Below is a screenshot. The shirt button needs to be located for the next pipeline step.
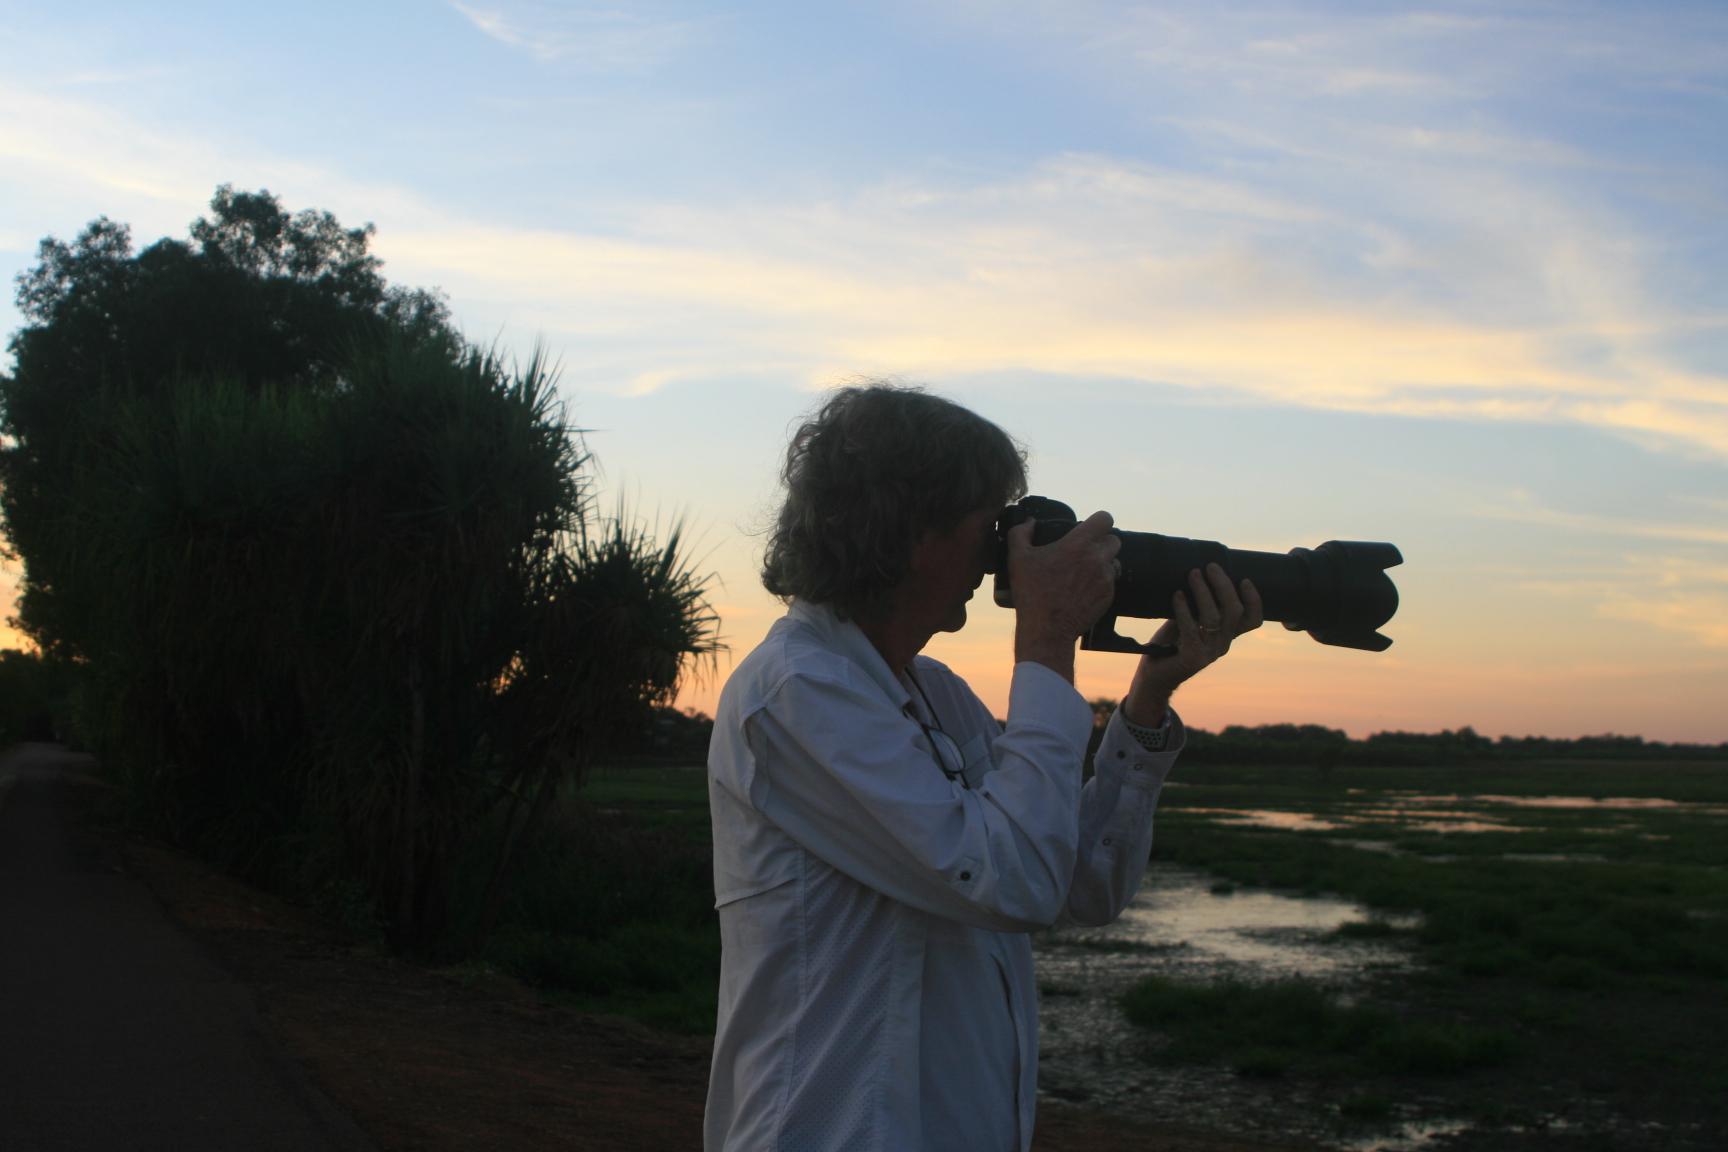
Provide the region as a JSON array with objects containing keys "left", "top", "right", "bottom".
[
  {"left": 959, "top": 871, "right": 971, "bottom": 881},
  {"left": 1116, "top": 750, "right": 1126, "bottom": 759},
  {"left": 1102, "top": 837, "right": 1113, "bottom": 846},
  {"left": 1132, "top": 765, "right": 1142, "bottom": 771}
]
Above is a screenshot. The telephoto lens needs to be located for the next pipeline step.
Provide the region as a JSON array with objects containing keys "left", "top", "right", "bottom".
[{"left": 991, "top": 497, "right": 1403, "bottom": 658}]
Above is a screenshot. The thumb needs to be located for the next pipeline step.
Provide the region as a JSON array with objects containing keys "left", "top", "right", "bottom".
[{"left": 1068, "top": 510, "right": 1115, "bottom": 543}]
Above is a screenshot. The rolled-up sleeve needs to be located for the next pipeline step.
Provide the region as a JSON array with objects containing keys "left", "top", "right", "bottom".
[
  {"left": 1058, "top": 706, "right": 1185, "bottom": 928},
  {"left": 749, "top": 661, "right": 1094, "bottom": 933}
]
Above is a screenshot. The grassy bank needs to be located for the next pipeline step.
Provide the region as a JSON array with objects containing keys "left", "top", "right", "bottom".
[{"left": 451, "top": 764, "right": 719, "bottom": 1033}]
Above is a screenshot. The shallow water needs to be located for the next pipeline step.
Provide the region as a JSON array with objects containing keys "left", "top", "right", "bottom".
[
  {"left": 1044, "top": 864, "right": 1407, "bottom": 979},
  {"left": 1383, "top": 792, "right": 1728, "bottom": 812},
  {"left": 1181, "top": 808, "right": 1354, "bottom": 832},
  {"left": 1172, "top": 793, "right": 1728, "bottom": 840},
  {"left": 1031, "top": 788, "right": 1726, "bottom": 1148},
  {"left": 1179, "top": 805, "right": 1537, "bottom": 836},
  {"left": 1032, "top": 864, "right": 1424, "bottom": 1146}
]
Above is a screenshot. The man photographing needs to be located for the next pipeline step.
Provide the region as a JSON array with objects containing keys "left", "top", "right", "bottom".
[{"left": 705, "top": 384, "right": 1263, "bottom": 1152}]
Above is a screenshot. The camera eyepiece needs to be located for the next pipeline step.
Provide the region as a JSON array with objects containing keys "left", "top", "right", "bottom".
[{"left": 992, "top": 497, "right": 1402, "bottom": 657}]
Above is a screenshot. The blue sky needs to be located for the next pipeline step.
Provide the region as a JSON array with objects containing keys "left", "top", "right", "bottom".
[{"left": 3, "top": 0, "right": 1725, "bottom": 738}]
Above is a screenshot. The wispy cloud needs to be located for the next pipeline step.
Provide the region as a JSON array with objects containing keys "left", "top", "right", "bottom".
[
  {"left": 0, "top": 81, "right": 212, "bottom": 207},
  {"left": 448, "top": 1, "right": 704, "bottom": 68},
  {"left": 953, "top": 0, "right": 1728, "bottom": 104},
  {"left": 373, "top": 147, "right": 1728, "bottom": 457},
  {"left": 0, "top": 78, "right": 453, "bottom": 249},
  {"left": 6, "top": 68, "right": 1725, "bottom": 457},
  {"left": 1472, "top": 492, "right": 1728, "bottom": 546},
  {"left": 1594, "top": 556, "right": 1728, "bottom": 648},
  {"left": 1516, "top": 554, "right": 1728, "bottom": 649}
]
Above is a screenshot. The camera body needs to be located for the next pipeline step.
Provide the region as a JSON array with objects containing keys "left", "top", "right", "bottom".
[{"left": 991, "top": 497, "right": 1403, "bottom": 657}]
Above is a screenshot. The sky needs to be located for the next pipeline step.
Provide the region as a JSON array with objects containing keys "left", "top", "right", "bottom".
[{"left": 2, "top": 0, "right": 1725, "bottom": 741}]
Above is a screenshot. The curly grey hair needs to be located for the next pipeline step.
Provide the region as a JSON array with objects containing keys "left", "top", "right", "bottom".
[{"left": 762, "top": 383, "right": 1028, "bottom": 620}]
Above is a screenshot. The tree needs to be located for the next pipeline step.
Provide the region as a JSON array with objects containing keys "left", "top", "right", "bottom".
[
  {"left": 2, "top": 189, "right": 718, "bottom": 950},
  {"left": 3, "top": 186, "right": 452, "bottom": 656}
]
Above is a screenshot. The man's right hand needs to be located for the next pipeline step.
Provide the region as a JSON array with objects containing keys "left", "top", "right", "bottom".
[{"left": 1006, "top": 510, "right": 1120, "bottom": 682}]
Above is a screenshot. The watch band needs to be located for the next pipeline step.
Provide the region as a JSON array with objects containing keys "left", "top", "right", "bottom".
[{"left": 1121, "top": 711, "right": 1171, "bottom": 752}]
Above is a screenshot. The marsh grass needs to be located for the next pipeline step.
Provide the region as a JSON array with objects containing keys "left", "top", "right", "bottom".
[
  {"left": 474, "top": 747, "right": 1728, "bottom": 1143},
  {"left": 1155, "top": 761, "right": 1728, "bottom": 988},
  {"left": 1328, "top": 918, "right": 1401, "bottom": 940},
  {"left": 1121, "top": 974, "right": 1516, "bottom": 1077}
]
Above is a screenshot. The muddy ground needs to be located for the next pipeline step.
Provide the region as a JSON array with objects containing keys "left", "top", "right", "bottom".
[{"left": 106, "top": 821, "right": 1321, "bottom": 1152}]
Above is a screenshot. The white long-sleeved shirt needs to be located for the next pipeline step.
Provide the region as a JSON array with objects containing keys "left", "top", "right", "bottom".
[{"left": 704, "top": 599, "right": 1183, "bottom": 1152}]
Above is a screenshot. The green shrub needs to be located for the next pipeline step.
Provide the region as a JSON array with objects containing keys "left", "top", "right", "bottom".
[
  {"left": 1540, "top": 956, "right": 1612, "bottom": 991},
  {"left": 1121, "top": 974, "right": 1515, "bottom": 1077},
  {"left": 452, "top": 800, "right": 722, "bottom": 1034},
  {"left": 1366, "top": 1021, "right": 1515, "bottom": 1074},
  {"left": 1339, "top": 1092, "right": 1391, "bottom": 1120},
  {"left": 1232, "top": 1047, "right": 1290, "bottom": 1077}
]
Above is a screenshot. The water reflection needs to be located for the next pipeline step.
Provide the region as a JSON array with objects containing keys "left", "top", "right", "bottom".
[
  {"left": 1357, "top": 807, "right": 1516, "bottom": 821},
  {"left": 1034, "top": 864, "right": 1418, "bottom": 1145},
  {"left": 1170, "top": 788, "right": 1728, "bottom": 839},
  {"left": 1180, "top": 808, "right": 1351, "bottom": 831},
  {"left": 1041, "top": 863, "right": 1410, "bottom": 979},
  {"left": 1385, "top": 793, "right": 1726, "bottom": 811},
  {"left": 1346, "top": 1118, "right": 1474, "bottom": 1152},
  {"left": 1177, "top": 805, "right": 1536, "bottom": 835}
]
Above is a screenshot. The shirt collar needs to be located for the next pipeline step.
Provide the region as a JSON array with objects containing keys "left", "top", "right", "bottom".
[{"left": 786, "top": 599, "right": 913, "bottom": 712}]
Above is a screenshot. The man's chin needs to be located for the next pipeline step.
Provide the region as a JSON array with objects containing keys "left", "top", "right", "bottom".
[{"left": 939, "top": 607, "right": 968, "bottom": 634}]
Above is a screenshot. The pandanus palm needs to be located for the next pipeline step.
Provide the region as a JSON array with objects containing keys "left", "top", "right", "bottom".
[
  {"left": 4, "top": 189, "right": 719, "bottom": 950},
  {"left": 49, "top": 338, "right": 717, "bottom": 950}
]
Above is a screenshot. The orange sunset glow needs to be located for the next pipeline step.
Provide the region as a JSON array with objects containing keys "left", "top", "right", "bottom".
[{"left": 3, "top": 1, "right": 1725, "bottom": 743}]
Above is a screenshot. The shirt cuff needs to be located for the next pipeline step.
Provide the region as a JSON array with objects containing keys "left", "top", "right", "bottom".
[
  {"left": 1006, "top": 661, "right": 1094, "bottom": 758},
  {"left": 1093, "top": 706, "right": 1185, "bottom": 790}
]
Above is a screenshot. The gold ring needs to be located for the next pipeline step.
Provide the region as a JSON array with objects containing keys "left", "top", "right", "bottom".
[{"left": 1201, "top": 624, "right": 1224, "bottom": 635}]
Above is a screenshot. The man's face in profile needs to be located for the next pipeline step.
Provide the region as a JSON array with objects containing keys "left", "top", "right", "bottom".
[{"left": 915, "top": 505, "right": 1002, "bottom": 636}]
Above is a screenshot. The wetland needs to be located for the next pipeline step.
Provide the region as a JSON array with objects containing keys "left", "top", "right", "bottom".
[{"left": 550, "top": 755, "right": 1728, "bottom": 1150}]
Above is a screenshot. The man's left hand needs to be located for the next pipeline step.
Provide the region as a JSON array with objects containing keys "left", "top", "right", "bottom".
[{"left": 1121, "top": 563, "right": 1264, "bottom": 727}]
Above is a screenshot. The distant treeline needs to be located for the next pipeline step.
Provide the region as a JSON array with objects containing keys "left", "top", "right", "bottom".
[
  {"left": 629, "top": 705, "right": 717, "bottom": 764},
  {"left": 624, "top": 707, "right": 1726, "bottom": 769},
  {"left": 1181, "top": 722, "right": 1728, "bottom": 766}
]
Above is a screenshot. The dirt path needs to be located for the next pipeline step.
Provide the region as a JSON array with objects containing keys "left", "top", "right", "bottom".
[
  {"left": 33, "top": 746, "right": 1323, "bottom": 1151},
  {"left": 0, "top": 745, "right": 374, "bottom": 1152}
]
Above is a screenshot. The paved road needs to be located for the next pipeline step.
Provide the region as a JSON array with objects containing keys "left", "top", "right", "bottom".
[{"left": 0, "top": 744, "right": 377, "bottom": 1152}]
